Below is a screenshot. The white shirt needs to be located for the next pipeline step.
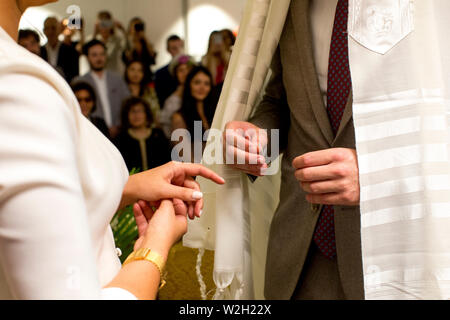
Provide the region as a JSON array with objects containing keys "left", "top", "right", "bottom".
[
  {"left": 0, "top": 27, "right": 135, "bottom": 300},
  {"left": 310, "top": 0, "right": 338, "bottom": 107},
  {"left": 45, "top": 41, "right": 61, "bottom": 67},
  {"left": 92, "top": 71, "right": 113, "bottom": 128}
]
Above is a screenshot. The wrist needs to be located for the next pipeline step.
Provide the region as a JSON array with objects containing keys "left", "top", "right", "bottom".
[
  {"left": 119, "top": 175, "right": 138, "bottom": 210},
  {"left": 122, "top": 248, "right": 167, "bottom": 290},
  {"left": 140, "top": 236, "right": 171, "bottom": 261}
]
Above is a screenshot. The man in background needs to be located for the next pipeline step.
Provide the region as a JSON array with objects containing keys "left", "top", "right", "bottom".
[
  {"left": 41, "top": 16, "right": 79, "bottom": 83},
  {"left": 154, "top": 35, "right": 185, "bottom": 107},
  {"left": 93, "top": 10, "right": 126, "bottom": 75},
  {"left": 74, "top": 39, "right": 130, "bottom": 139}
]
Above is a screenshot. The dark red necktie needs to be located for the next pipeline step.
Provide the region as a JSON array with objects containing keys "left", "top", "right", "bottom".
[{"left": 313, "top": 0, "right": 351, "bottom": 260}]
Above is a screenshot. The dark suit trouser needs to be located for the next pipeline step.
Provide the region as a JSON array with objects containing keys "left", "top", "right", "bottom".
[{"left": 291, "top": 244, "right": 346, "bottom": 300}]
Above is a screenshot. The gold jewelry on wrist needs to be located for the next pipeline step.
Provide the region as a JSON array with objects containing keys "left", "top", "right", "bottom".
[{"left": 123, "top": 248, "right": 167, "bottom": 289}]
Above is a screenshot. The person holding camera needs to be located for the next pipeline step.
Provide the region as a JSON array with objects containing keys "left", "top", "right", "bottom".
[
  {"left": 201, "top": 30, "right": 231, "bottom": 87},
  {"left": 94, "top": 11, "right": 127, "bottom": 75},
  {"left": 41, "top": 16, "right": 80, "bottom": 83},
  {"left": 123, "top": 17, "right": 157, "bottom": 83}
]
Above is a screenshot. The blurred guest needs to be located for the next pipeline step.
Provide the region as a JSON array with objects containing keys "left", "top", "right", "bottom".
[
  {"left": 172, "top": 66, "right": 217, "bottom": 146},
  {"left": 221, "top": 29, "right": 236, "bottom": 53},
  {"left": 125, "top": 59, "right": 160, "bottom": 125},
  {"left": 201, "top": 31, "right": 230, "bottom": 86},
  {"left": 160, "top": 54, "right": 196, "bottom": 138},
  {"left": 62, "top": 17, "right": 85, "bottom": 55},
  {"left": 71, "top": 81, "right": 110, "bottom": 139},
  {"left": 94, "top": 11, "right": 126, "bottom": 74},
  {"left": 41, "top": 16, "right": 80, "bottom": 83},
  {"left": 123, "top": 17, "right": 157, "bottom": 83},
  {"left": 154, "top": 35, "right": 185, "bottom": 107},
  {"left": 114, "top": 97, "right": 171, "bottom": 171},
  {"left": 74, "top": 39, "right": 130, "bottom": 138},
  {"left": 18, "top": 29, "right": 41, "bottom": 56}
]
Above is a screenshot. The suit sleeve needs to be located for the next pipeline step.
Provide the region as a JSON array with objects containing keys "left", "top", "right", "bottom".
[
  {"left": 0, "top": 73, "right": 104, "bottom": 299},
  {"left": 248, "top": 46, "right": 291, "bottom": 147},
  {"left": 66, "top": 45, "right": 80, "bottom": 83}
]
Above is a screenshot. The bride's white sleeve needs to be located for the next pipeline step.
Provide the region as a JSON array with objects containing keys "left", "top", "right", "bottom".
[{"left": 0, "top": 73, "right": 135, "bottom": 300}]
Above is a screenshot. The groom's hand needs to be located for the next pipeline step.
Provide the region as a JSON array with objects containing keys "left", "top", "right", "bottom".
[
  {"left": 293, "top": 148, "right": 360, "bottom": 206},
  {"left": 223, "top": 121, "right": 269, "bottom": 176}
]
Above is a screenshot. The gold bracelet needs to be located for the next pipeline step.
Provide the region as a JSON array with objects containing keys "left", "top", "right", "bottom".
[{"left": 123, "top": 248, "right": 167, "bottom": 289}]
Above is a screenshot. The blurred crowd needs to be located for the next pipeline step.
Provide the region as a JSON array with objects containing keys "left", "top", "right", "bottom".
[{"left": 18, "top": 11, "right": 236, "bottom": 172}]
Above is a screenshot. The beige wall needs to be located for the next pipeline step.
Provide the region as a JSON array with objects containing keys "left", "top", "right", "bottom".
[
  {"left": 187, "top": 0, "right": 244, "bottom": 60},
  {"left": 20, "top": 0, "right": 245, "bottom": 70}
]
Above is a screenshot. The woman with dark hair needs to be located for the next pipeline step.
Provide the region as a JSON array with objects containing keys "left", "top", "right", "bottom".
[
  {"left": 71, "top": 81, "right": 110, "bottom": 139},
  {"left": 171, "top": 66, "right": 218, "bottom": 163},
  {"left": 172, "top": 66, "right": 217, "bottom": 136},
  {"left": 160, "top": 54, "right": 196, "bottom": 138},
  {"left": 124, "top": 59, "right": 160, "bottom": 124},
  {"left": 114, "top": 96, "right": 171, "bottom": 171}
]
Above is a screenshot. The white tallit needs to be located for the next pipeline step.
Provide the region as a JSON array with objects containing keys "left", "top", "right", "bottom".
[
  {"left": 184, "top": 0, "right": 450, "bottom": 300},
  {"left": 183, "top": 0, "right": 290, "bottom": 300},
  {"left": 350, "top": 0, "right": 450, "bottom": 299}
]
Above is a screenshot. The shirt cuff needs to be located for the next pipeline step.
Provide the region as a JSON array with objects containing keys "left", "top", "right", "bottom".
[{"left": 101, "top": 287, "right": 138, "bottom": 300}]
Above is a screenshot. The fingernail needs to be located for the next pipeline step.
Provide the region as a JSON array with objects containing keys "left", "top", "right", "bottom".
[
  {"left": 199, "top": 210, "right": 203, "bottom": 217},
  {"left": 192, "top": 191, "right": 203, "bottom": 200}
]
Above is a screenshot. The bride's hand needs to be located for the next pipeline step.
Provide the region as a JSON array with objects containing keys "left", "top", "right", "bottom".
[
  {"left": 133, "top": 199, "right": 188, "bottom": 255},
  {"left": 119, "top": 161, "right": 225, "bottom": 218}
]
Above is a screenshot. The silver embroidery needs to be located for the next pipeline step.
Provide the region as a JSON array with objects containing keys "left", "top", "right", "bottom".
[{"left": 349, "top": 0, "right": 414, "bottom": 55}]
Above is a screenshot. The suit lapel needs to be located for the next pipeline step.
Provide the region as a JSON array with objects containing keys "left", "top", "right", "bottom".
[
  {"left": 290, "top": 0, "right": 334, "bottom": 146},
  {"left": 335, "top": 91, "right": 353, "bottom": 142}
]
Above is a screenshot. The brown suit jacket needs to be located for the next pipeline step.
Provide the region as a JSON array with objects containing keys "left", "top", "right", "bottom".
[{"left": 249, "top": 0, "right": 364, "bottom": 300}]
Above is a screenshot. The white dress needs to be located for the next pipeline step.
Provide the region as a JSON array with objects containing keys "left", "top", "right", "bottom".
[{"left": 0, "top": 27, "right": 135, "bottom": 299}]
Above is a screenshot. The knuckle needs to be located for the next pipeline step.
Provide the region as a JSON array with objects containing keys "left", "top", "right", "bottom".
[
  {"left": 342, "top": 191, "right": 354, "bottom": 203},
  {"left": 332, "top": 149, "right": 346, "bottom": 162},
  {"left": 299, "top": 169, "right": 308, "bottom": 181},
  {"left": 301, "top": 155, "right": 311, "bottom": 167},
  {"left": 336, "top": 179, "right": 347, "bottom": 191},
  {"left": 333, "top": 165, "right": 348, "bottom": 177},
  {"left": 300, "top": 182, "right": 310, "bottom": 192},
  {"left": 309, "top": 183, "right": 320, "bottom": 194},
  {"left": 170, "top": 160, "right": 180, "bottom": 167}
]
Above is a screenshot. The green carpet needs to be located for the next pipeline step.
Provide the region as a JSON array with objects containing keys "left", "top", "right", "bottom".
[{"left": 158, "top": 241, "right": 216, "bottom": 300}]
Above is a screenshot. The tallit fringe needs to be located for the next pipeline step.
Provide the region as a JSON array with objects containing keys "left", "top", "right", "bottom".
[{"left": 195, "top": 249, "right": 208, "bottom": 300}]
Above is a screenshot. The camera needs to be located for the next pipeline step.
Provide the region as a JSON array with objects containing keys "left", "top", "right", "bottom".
[
  {"left": 134, "top": 22, "right": 145, "bottom": 32},
  {"left": 99, "top": 19, "right": 114, "bottom": 29},
  {"left": 212, "top": 34, "right": 223, "bottom": 45}
]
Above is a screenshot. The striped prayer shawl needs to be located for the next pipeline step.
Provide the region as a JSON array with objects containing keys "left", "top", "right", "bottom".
[
  {"left": 350, "top": 0, "right": 450, "bottom": 299},
  {"left": 183, "top": 0, "right": 290, "bottom": 300}
]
